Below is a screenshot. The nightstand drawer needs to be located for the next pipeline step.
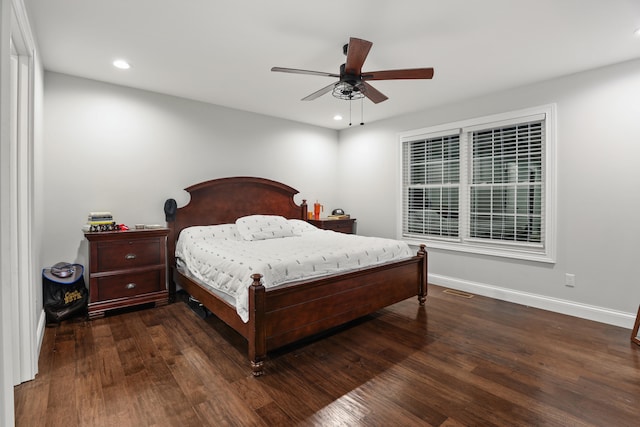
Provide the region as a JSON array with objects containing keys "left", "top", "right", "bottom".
[
  {"left": 95, "top": 270, "right": 162, "bottom": 301},
  {"left": 326, "top": 222, "right": 353, "bottom": 233},
  {"left": 95, "top": 238, "right": 163, "bottom": 271}
]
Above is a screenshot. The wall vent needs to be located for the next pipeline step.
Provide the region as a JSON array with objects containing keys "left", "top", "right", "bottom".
[{"left": 443, "top": 289, "right": 474, "bottom": 298}]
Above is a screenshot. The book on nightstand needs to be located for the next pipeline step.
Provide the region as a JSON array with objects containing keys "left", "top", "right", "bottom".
[{"left": 327, "top": 214, "right": 350, "bottom": 219}]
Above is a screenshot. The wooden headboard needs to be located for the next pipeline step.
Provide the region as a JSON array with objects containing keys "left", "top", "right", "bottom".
[{"left": 164, "top": 176, "right": 308, "bottom": 298}]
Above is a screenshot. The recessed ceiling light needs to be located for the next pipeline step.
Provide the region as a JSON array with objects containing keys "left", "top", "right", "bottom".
[
  {"left": 333, "top": 115, "right": 343, "bottom": 121},
  {"left": 113, "top": 59, "right": 130, "bottom": 69},
  {"left": 635, "top": 28, "right": 640, "bottom": 36}
]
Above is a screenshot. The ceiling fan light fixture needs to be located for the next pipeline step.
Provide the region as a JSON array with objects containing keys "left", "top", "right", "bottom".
[{"left": 332, "top": 81, "right": 365, "bottom": 101}]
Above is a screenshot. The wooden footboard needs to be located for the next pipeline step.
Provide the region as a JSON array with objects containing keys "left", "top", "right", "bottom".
[
  {"left": 247, "top": 245, "right": 427, "bottom": 375},
  {"left": 175, "top": 245, "right": 427, "bottom": 376}
]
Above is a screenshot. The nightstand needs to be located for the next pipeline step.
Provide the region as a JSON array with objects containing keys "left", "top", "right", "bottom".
[
  {"left": 85, "top": 228, "right": 169, "bottom": 318},
  {"left": 308, "top": 218, "right": 357, "bottom": 234}
]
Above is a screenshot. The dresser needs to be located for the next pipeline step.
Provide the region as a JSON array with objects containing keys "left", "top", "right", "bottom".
[
  {"left": 308, "top": 218, "right": 357, "bottom": 234},
  {"left": 85, "top": 228, "right": 169, "bottom": 318}
]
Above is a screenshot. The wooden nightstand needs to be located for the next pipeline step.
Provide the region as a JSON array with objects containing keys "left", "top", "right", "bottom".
[
  {"left": 85, "top": 228, "right": 169, "bottom": 318},
  {"left": 308, "top": 218, "right": 357, "bottom": 234}
]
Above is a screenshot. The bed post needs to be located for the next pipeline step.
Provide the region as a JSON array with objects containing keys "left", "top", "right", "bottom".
[
  {"left": 418, "top": 244, "right": 428, "bottom": 305},
  {"left": 248, "top": 274, "right": 266, "bottom": 376},
  {"left": 164, "top": 198, "right": 178, "bottom": 302}
]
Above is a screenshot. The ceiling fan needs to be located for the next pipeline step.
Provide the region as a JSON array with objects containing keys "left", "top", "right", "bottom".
[{"left": 271, "top": 37, "right": 434, "bottom": 104}]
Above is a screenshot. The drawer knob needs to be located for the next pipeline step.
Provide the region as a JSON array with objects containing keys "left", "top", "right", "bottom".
[
  {"left": 125, "top": 253, "right": 137, "bottom": 260},
  {"left": 126, "top": 283, "right": 137, "bottom": 290}
]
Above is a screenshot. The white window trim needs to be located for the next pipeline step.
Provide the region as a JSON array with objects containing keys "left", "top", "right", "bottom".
[{"left": 397, "top": 104, "right": 557, "bottom": 263}]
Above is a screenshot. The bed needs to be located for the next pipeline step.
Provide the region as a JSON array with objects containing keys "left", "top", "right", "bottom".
[{"left": 165, "top": 176, "right": 428, "bottom": 376}]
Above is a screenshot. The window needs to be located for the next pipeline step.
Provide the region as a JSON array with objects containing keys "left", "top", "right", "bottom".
[
  {"left": 399, "top": 105, "right": 556, "bottom": 263},
  {"left": 405, "top": 133, "right": 460, "bottom": 238}
]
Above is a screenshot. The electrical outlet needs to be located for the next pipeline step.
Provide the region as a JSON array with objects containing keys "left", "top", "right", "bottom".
[{"left": 565, "top": 273, "right": 576, "bottom": 288}]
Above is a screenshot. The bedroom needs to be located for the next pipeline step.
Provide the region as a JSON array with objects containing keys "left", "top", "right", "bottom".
[{"left": 2, "top": 0, "right": 640, "bottom": 425}]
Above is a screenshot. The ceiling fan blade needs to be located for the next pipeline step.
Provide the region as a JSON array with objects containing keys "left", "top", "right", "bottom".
[
  {"left": 362, "top": 82, "right": 388, "bottom": 104},
  {"left": 271, "top": 67, "right": 340, "bottom": 78},
  {"left": 363, "top": 68, "right": 435, "bottom": 81},
  {"left": 344, "top": 37, "right": 373, "bottom": 75},
  {"left": 301, "top": 81, "right": 338, "bottom": 101}
]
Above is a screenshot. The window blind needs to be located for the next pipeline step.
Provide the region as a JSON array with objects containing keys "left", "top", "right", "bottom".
[
  {"left": 402, "top": 133, "right": 460, "bottom": 239},
  {"left": 468, "top": 120, "right": 543, "bottom": 244}
]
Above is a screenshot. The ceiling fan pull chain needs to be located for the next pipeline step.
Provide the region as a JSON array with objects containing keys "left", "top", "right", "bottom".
[
  {"left": 349, "top": 97, "right": 353, "bottom": 126},
  {"left": 360, "top": 97, "right": 364, "bottom": 125}
]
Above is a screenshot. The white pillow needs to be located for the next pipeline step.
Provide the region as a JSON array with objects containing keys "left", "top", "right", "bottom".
[
  {"left": 180, "top": 224, "right": 241, "bottom": 241},
  {"left": 288, "top": 219, "right": 318, "bottom": 234},
  {"left": 236, "top": 215, "right": 297, "bottom": 241}
]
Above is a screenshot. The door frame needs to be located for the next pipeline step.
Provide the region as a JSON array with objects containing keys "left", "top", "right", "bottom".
[{"left": 1, "top": 0, "right": 38, "bottom": 424}]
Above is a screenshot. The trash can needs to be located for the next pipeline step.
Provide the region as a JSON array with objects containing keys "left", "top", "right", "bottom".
[{"left": 42, "top": 262, "right": 88, "bottom": 325}]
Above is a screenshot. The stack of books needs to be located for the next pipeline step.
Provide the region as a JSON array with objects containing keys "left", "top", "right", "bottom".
[
  {"left": 83, "top": 212, "right": 116, "bottom": 232},
  {"left": 88, "top": 211, "right": 113, "bottom": 224}
]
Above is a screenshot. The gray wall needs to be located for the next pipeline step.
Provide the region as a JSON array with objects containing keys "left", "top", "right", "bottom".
[
  {"left": 337, "top": 58, "right": 640, "bottom": 327},
  {"left": 42, "top": 72, "right": 339, "bottom": 270}
]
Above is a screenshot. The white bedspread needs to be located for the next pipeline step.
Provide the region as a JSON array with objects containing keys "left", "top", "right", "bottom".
[{"left": 175, "top": 220, "right": 413, "bottom": 322}]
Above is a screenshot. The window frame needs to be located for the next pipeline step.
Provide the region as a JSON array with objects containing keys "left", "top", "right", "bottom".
[{"left": 398, "top": 104, "right": 557, "bottom": 263}]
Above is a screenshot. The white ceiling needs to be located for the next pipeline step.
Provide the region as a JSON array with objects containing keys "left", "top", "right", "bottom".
[{"left": 24, "top": 0, "right": 640, "bottom": 130}]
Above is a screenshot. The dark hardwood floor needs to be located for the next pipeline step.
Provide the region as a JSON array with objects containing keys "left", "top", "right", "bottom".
[{"left": 15, "top": 285, "right": 640, "bottom": 426}]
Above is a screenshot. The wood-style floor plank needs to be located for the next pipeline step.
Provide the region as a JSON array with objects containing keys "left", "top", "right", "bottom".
[
  {"left": 45, "top": 323, "right": 79, "bottom": 427},
  {"left": 15, "top": 285, "right": 640, "bottom": 426},
  {"left": 72, "top": 320, "right": 107, "bottom": 426}
]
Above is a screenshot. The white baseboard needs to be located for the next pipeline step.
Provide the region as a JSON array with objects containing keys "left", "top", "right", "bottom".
[
  {"left": 35, "top": 309, "right": 46, "bottom": 372},
  {"left": 429, "top": 274, "right": 636, "bottom": 329}
]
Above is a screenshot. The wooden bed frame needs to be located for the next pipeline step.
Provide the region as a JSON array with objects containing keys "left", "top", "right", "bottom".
[{"left": 166, "top": 176, "right": 428, "bottom": 376}]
